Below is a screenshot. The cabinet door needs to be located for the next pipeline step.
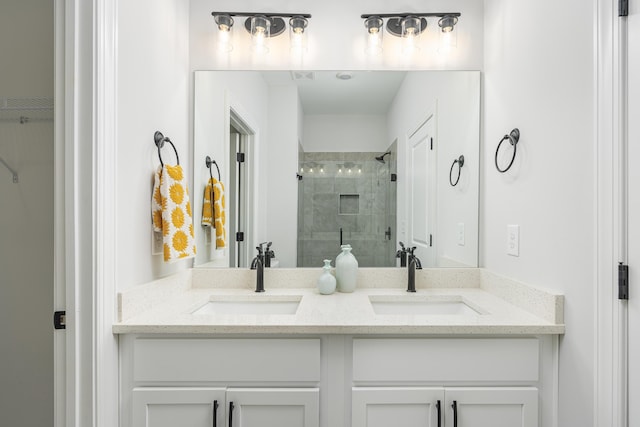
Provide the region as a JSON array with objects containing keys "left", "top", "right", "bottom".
[
  {"left": 226, "top": 388, "right": 319, "bottom": 427},
  {"left": 352, "top": 387, "right": 445, "bottom": 427},
  {"left": 445, "top": 387, "right": 538, "bottom": 427},
  {"left": 132, "top": 387, "right": 226, "bottom": 427}
]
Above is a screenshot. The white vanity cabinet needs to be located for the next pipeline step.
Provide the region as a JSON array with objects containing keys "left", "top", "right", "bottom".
[
  {"left": 121, "top": 337, "right": 321, "bottom": 427},
  {"left": 121, "top": 335, "right": 554, "bottom": 427},
  {"left": 133, "top": 387, "right": 319, "bottom": 427},
  {"left": 351, "top": 338, "right": 543, "bottom": 427},
  {"left": 352, "top": 387, "right": 538, "bottom": 427}
]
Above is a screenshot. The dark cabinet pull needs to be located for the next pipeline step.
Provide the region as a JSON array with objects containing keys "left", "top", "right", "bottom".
[
  {"left": 213, "top": 400, "right": 218, "bottom": 427},
  {"left": 228, "top": 401, "right": 234, "bottom": 427},
  {"left": 452, "top": 400, "right": 458, "bottom": 427},
  {"left": 436, "top": 400, "right": 442, "bottom": 427}
]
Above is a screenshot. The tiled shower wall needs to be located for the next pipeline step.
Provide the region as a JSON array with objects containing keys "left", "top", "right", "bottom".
[{"left": 297, "top": 152, "right": 396, "bottom": 267}]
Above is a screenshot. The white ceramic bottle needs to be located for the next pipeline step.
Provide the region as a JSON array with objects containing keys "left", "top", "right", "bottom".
[
  {"left": 317, "top": 259, "right": 337, "bottom": 295},
  {"left": 335, "top": 246, "right": 358, "bottom": 293}
]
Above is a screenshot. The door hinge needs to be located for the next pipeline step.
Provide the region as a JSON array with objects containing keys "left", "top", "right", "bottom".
[
  {"left": 430, "top": 138, "right": 433, "bottom": 150},
  {"left": 619, "top": 263, "right": 629, "bottom": 300},
  {"left": 390, "top": 173, "right": 397, "bottom": 182},
  {"left": 236, "top": 152, "right": 245, "bottom": 163},
  {"left": 54, "top": 311, "right": 66, "bottom": 330},
  {"left": 620, "top": 0, "right": 628, "bottom": 16},
  {"left": 236, "top": 231, "right": 244, "bottom": 242},
  {"left": 429, "top": 234, "right": 433, "bottom": 247}
]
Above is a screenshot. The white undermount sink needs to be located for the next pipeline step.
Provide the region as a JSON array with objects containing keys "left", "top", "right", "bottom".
[
  {"left": 192, "top": 295, "right": 301, "bottom": 315},
  {"left": 369, "top": 295, "right": 482, "bottom": 316}
]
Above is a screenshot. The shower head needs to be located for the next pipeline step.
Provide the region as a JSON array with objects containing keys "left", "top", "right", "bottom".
[{"left": 375, "top": 151, "right": 391, "bottom": 164}]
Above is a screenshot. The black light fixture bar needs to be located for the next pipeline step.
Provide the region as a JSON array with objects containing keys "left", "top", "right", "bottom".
[
  {"left": 212, "top": 12, "right": 312, "bottom": 19},
  {"left": 361, "top": 13, "right": 460, "bottom": 19}
]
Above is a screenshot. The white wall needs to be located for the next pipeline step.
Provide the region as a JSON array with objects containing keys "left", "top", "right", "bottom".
[
  {"left": 0, "top": 0, "right": 53, "bottom": 425},
  {"left": 482, "top": 1, "right": 595, "bottom": 426},
  {"left": 116, "top": 0, "right": 191, "bottom": 289},
  {"left": 388, "top": 72, "right": 480, "bottom": 268},
  {"left": 267, "top": 85, "right": 301, "bottom": 266},
  {"left": 302, "top": 115, "right": 388, "bottom": 152}
]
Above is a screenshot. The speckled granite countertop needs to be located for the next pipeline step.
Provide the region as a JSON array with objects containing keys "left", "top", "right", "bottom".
[{"left": 112, "top": 268, "right": 564, "bottom": 335}]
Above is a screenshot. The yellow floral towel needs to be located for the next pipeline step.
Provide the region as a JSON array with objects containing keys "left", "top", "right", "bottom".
[
  {"left": 201, "top": 177, "right": 226, "bottom": 248},
  {"left": 152, "top": 165, "right": 196, "bottom": 262}
]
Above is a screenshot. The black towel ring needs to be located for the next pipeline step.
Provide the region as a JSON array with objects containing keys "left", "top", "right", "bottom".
[
  {"left": 495, "top": 128, "right": 520, "bottom": 173},
  {"left": 154, "top": 131, "right": 180, "bottom": 167},
  {"left": 449, "top": 155, "right": 465, "bottom": 187},
  {"left": 205, "top": 156, "right": 221, "bottom": 181}
]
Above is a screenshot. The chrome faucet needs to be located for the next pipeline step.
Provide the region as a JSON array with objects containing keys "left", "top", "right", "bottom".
[
  {"left": 396, "top": 241, "right": 408, "bottom": 267},
  {"left": 250, "top": 246, "right": 265, "bottom": 292},
  {"left": 407, "top": 247, "right": 422, "bottom": 293}
]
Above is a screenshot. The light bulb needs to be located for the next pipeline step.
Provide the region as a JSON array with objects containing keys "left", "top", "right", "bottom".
[
  {"left": 289, "top": 16, "right": 308, "bottom": 52},
  {"left": 364, "top": 16, "right": 383, "bottom": 55},
  {"left": 251, "top": 16, "right": 271, "bottom": 53},
  {"left": 214, "top": 15, "right": 234, "bottom": 52}
]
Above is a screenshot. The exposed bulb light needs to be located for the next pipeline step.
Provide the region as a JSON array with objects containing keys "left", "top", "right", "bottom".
[
  {"left": 438, "top": 15, "right": 459, "bottom": 52},
  {"left": 214, "top": 14, "right": 234, "bottom": 52},
  {"left": 289, "top": 15, "right": 309, "bottom": 53},
  {"left": 401, "top": 16, "right": 423, "bottom": 54},
  {"left": 251, "top": 15, "right": 271, "bottom": 53},
  {"left": 364, "top": 16, "right": 383, "bottom": 55}
]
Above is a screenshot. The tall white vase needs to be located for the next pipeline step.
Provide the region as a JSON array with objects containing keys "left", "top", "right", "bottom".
[{"left": 336, "top": 246, "right": 358, "bottom": 293}]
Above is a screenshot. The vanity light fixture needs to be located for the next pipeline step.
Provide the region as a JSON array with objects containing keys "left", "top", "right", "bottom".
[
  {"left": 211, "top": 12, "right": 311, "bottom": 54},
  {"left": 361, "top": 12, "right": 461, "bottom": 54}
]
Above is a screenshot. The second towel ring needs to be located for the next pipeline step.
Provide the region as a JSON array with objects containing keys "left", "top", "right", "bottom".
[
  {"left": 205, "top": 156, "right": 221, "bottom": 181},
  {"left": 154, "top": 131, "right": 180, "bottom": 167},
  {"left": 495, "top": 128, "right": 520, "bottom": 173},
  {"left": 449, "top": 155, "right": 465, "bottom": 187}
]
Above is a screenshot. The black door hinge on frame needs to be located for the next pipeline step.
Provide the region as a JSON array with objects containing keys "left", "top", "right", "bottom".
[
  {"left": 237, "top": 153, "right": 245, "bottom": 163},
  {"left": 620, "top": 0, "right": 628, "bottom": 17},
  {"left": 54, "top": 311, "right": 66, "bottom": 330},
  {"left": 236, "top": 231, "right": 245, "bottom": 242},
  {"left": 619, "top": 263, "right": 629, "bottom": 300}
]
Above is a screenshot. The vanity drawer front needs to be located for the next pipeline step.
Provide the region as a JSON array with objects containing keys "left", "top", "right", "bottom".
[
  {"left": 134, "top": 338, "right": 320, "bottom": 383},
  {"left": 352, "top": 338, "right": 539, "bottom": 382}
]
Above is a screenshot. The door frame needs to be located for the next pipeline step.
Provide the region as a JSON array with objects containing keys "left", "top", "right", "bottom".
[{"left": 594, "top": 0, "right": 629, "bottom": 426}]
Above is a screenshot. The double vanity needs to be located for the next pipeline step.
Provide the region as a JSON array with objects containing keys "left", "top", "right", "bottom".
[{"left": 114, "top": 268, "right": 564, "bottom": 427}]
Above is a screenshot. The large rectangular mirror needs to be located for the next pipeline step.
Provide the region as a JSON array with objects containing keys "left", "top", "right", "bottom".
[{"left": 193, "top": 71, "right": 479, "bottom": 269}]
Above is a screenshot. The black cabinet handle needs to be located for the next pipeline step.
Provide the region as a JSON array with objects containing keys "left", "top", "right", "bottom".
[
  {"left": 213, "top": 400, "right": 218, "bottom": 427},
  {"left": 228, "top": 401, "right": 234, "bottom": 427},
  {"left": 436, "top": 400, "right": 442, "bottom": 427},
  {"left": 452, "top": 400, "right": 458, "bottom": 427}
]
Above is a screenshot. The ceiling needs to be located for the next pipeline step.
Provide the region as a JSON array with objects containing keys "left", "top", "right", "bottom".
[{"left": 260, "top": 71, "right": 408, "bottom": 115}]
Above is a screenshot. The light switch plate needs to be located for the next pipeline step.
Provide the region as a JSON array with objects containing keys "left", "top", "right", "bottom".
[
  {"left": 507, "top": 225, "right": 519, "bottom": 257},
  {"left": 457, "top": 223, "right": 465, "bottom": 246}
]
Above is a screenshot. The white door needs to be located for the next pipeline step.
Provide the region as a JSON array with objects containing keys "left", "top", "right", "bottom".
[
  {"left": 444, "top": 388, "right": 538, "bottom": 427},
  {"left": 352, "top": 387, "right": 444, "bottom": 427},
  {"left": 407, "top": 115, "right": 437, "bottom": 267},
  {"left": 226, "top": 388, "right": 319, "bottom": 427},
  {"left": 133, "top": 388, "right": 226, "bottom": 427},
  {"left": 628, "top": 1, "right": 640, "bottom": 424}
]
